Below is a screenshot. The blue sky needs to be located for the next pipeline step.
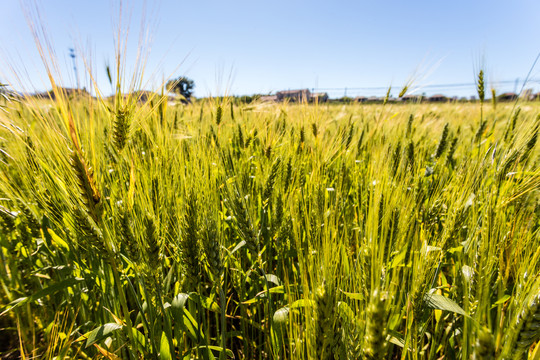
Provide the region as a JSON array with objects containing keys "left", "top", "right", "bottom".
[{"left": 1, "top": 0, "right": 539, "bottom": 98}]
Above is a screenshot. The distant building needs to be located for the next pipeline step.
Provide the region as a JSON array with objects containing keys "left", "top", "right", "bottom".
[
  {"left": 428, "top": 94, "right": 447, "bottom": 102},
  {"left": 260, "top": 95, "right": 278, "bottom": 102},
  {"left": 498, "top": 92, "right": 517, "bottom": 101},
  {"left": 311, "top": 92, "right": 329, "bottom": 103},
  {"left": 276, "top": 89, "right": 311, "bottom": 102},
  {"left": 401, "top": 94, "right": 422, "bottom": 103},
  {"left": 354, "top": 96, "right": 368, "bottom": 103},
  {"left": 367, "top": 96, "right": 382, "bottom": 103}
]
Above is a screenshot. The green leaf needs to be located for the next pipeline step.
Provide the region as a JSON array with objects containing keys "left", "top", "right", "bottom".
[
  {"left": 171, "top": 293, "right": 189, "bottom": 310},
  {"left": 131, "top": 328, "right": 147, "bottom": 354},
  {"left": 230, "top": 240, "right": 246, "bottom": 254},
  {"left": 389, "top": 249, "right": 407, "bottom": 268},
  {"left": 340, "top": 290, "right": 364, "bottom": 301},
  {"left": 263, "top": 274, "right": 282, "bottom": 286},
  {"left": 271, "top": 307, "right": 289, "bottom": 356},
  {"left": 188, "top": 293, "right": 220, "bottom": 312},
  {"left": 243, "top": 285, "right": 285, "bottom": 305},
  {"left": 80, "top": 323, "right": 123, "bottom": 348},
  {"left": 196, "top": 345, "right": 233, "bottom": 358},
  {"left": 160, "top": 331, "right": 172, "bottom": 360},
  {"left": 290, "top": 299, "right": 313, "bottom": 309},
  {"left": 47, "top": 228, "right": 70, "bottom": 250},
  {"left": 273, "top": 307, "right": 289, "bottom": 325},
  {"left": 423, "top": 292, "right": 470, "bottom": 318},
  {"left": 493, "top": 294, "right": 511, "bottom": 307},
  {"left": 272, "top": 299, "right": 314, "bottom": 329},
  {"left": 171, "top": 293, "right": 199, "bottom": 341},
  {"left": 387, "top": 329, "right": 405, "bottom": 348},
  {"left": 1, "top": 277, "right": 84, "bottom": 316},
  {"left": 448, "top": 246, "right": 463, "bottom": 255}
]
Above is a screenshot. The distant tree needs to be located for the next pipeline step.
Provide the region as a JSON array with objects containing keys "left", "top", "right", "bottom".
[
  {"left": 166, "top": 76, "right": 195, "bottom": 103},
  {"left": 232, "top": 95, "right": 261, "bottom": 104},
  {"left": 336, "top": 96, "right": 353, "bottom": 103}
]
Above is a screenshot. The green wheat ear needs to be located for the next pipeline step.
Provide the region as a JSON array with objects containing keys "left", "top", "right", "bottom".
[
  {"left": 357, "top": 128, "right": 365, "bottom": 155},
  {"left": 118, "top": 207, "right": 139, "bottom": 262},
  {"left": 311, "top": 281, "right": 339, "bottom": 360},
  {"left": 445, "top": 136, "right": 458, "bottom": 168},
  {"left": 383, "top": 86, "right": 391, "bottom": 105},
  {"left": 491, "top": 88, "right": 497, "bottom": 109},
  {"left": 215, "top": 103, "right": 223, "bottom": 125},
  {"left": 311, "top": 122, "right": 318, "bottom": 138},
  {"left": 390, "top": 141, "right": 401, "bottom": 177},
  {"left": 398, "top": 85, "right": 408, "bottom": 98},
  {"left": 144, "top": 213, "right": 160, "bottom": 270},
  {"left": 141, "top": 212, "right": 161, "bottom": 300},
  {"left": 283, "top": 157, "right": 293, "bottom": 191},
  {"left": 182, "top": 193, "right": 201, "bottom": 288},
  {"left": 364, "top": 289, "right": 387, "bottom": 360},
  {"left": 515, "top": 294, "right": 540, "bottom": 352},
  {"left": 343, "top": 312, "right": 363, "bottom": 360},
  {"left": 406, "top": 114, "right": 414, "bottom": 138},
  {"left": 477, "top": 70, "right": 485, "bottom": 104},
  {"left": 344, "top": 123, "right": 354, "bottom": 149},
  {"left": 405, "top": 140, "right": 415, "bottom": 173},
  {"left": 236, "top": 124, "right": 244, "bottom": 148},
  {"left": 263, "top": 157, "right": 281, "bottom": 203},
  {"left": 202, "top": 218, "right": 223, "bottom": 280},
  {"left": 19, "top": 201, "right": 41, "bottom": 238},
  {"left": 474, "top": 120, "right": 487, "bottom": 144},
  {"left": 297, "top": 126, "right": 305, "bottom": 153},
  {"left": 231, "top": 191, "right": 258, "bottom": 255},
  {"left": 70, "top": 149, "right": 102, "bottom": 222},
  {"left": 502, "top": 292, "right": 540, "bottom": 359},
  {"left": 112, "top": 105, "right": 132, "bottom": 151},
  {"left": 72, "top": 206, "right": 105, "bottom": 252},
  {"left": 497, "top": 149, "right": 519, "bottom": 183},
  {"left": 434, "top": 123, "right": 449, "bottom": 158}
]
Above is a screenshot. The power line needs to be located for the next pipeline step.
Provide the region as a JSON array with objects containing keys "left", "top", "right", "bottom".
[{"left": 313, "top": 79, "right": 540, "bottom": 92}]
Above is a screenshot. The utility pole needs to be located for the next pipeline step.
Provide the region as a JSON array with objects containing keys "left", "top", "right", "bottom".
[{"left": 69, "top": 48, "right": 80, "bottom": 90}]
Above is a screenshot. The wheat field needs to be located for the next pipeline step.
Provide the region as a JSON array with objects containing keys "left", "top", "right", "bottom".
[{"left": 0, "top": 79, "right": 539, "bottom": 360}]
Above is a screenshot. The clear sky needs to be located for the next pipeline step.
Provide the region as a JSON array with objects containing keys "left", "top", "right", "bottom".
[{"left": 1, "top": 0, "right": 539, "bottom": 98}]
